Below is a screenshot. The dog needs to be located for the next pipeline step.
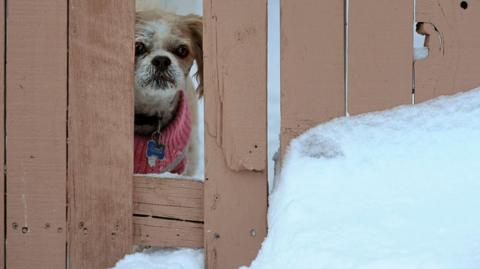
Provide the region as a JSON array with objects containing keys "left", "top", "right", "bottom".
[{"left": 134, "top": 9, "right": 202, "bottom": 176}]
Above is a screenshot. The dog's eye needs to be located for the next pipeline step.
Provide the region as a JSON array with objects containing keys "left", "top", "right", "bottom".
[
  {"left": 135, "top": 42, "right": 148, "bottom": 56},
  {"left": 175, "top": 45, "right": 189, "bottom": 58}
]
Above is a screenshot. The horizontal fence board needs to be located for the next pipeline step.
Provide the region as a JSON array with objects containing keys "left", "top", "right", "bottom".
[
  {"left": 6, "top": 1, "right": 67, "bottom": 268},
  {"left": 415, "top": 0, "right": 480, "bottom": 102},
  {"left": 134, "top": 176, "right": 204, "bottom": 222},
  {"left": 133, "top": 216, "right": 203, "bottom": 248},
  {"left": 348, "top": 0, "right": 413, "bottom": 114},
  {"left": 204, "top": 0, "right": 268, "bottom": 268},
  {"left": 68, "top": 1, "right": 135, "bottom": 268},
  {"left": 280, "top": 0, "right": 345, "bottom": 154}
]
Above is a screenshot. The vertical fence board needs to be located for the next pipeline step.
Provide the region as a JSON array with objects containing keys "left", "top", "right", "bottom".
[
  {"left": 204, "top": 0, "right": 268, "bottom": 268},
  {"left": 5, "top": 1, "right": 67, "bottom": 268},
  {"left": 415, "top": 0, "right": 480, "bottom": 102},
  {"left": 68, "top": 1, "right": 134, "bottom": 268},
  {"left": 280, "top": 0, "right": 345, "bottom": 154},
  {"left": 0, "top": 0, "right": 4, "bottom": 267},
  {"left": 348, "top": 0, "right": 413, "bottom": 115}
]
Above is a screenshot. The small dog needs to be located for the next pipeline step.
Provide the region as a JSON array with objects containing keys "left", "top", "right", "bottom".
[{"left": 134, "top": 10, "right": 202, "bottom": 176}]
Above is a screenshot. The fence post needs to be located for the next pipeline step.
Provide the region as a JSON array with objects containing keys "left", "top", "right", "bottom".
[
  {"left": 68, "top": 1, "right": 135, "bottom": 268},
  {"left": 5, "top": 1, "right": 67, "bottom": 268},
  {"left": 204, "top": 0, "right": 268, "bottom": 268},
  {"left": 348, "top": 0, "right": 413, "bottom": 114},
  {"left": 281, "top": 0, "right": 345, "bottom": 155}
]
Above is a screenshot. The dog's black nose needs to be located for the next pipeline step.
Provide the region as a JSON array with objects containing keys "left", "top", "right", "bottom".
[{"left": 151, "top": 56, "right": 171, "bottom": 71}]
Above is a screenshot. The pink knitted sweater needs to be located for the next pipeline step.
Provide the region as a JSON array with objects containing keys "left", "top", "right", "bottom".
[{"left": 134, "top": 91, "right": 191, "bottom": 174}]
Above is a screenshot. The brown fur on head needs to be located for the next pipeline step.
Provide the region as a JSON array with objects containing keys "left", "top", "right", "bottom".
[
  {"left": 179, "top": 14, "right": 203, "bottom": 97},
  {"left": 134, "top": 10, "right": 203, "bottom": 135}
]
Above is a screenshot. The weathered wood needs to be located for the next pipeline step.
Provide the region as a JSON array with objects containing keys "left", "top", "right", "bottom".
[
  {"left": 348, "top": 0, "right": 413, "bottom": 114},
  {"left": 0, "top": 0, "right": 4, "bottom": 267},
  {"left": 280, "top": 0, "right": 345, "bottom": 154},
  {"left": 134, "top": 176, "right": 203, "bottom": 222},
  {"left": 5, "top": 1, "right": 67, "bottom": 268},
  {"left": 133, "top": 216, "right": 203, "bottom": 248},
  {"left": 415, "top": 0, "right": 480, "bottom": 102},
  {"left": 68, "top": 1, "right": 135, "bottom": 268},
  {"left": 204, "top": 0, "right": 268, "bottom": 268}
]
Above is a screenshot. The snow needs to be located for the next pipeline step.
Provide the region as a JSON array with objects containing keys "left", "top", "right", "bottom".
[
  {"left": 113, "top": 248, "right": 203, "bottom": 269},
  {"left": 243, "top": 88, "right": 480, "bottom": 269},
  {"left": 414, "top": 25, "right": 428, "bottom": 60},
  {"left": 414, "top": 47, "right": 428, "bottom": 60}
]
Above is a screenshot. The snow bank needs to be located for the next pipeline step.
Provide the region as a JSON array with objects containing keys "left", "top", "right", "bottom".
[
  {"left": 112, "top": 248, "right": 203, "bottom": 269},
  {"left": 244, "top": 88, "right": 480, "bottom": 269}
]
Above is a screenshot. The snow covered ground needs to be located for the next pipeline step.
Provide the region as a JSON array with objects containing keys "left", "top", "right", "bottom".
[
  {"left": 113, "top": 248, "right": 204, "bottom": 269},
  {"left": 244, "top": 88, "right": 480, "bottom": 269}
]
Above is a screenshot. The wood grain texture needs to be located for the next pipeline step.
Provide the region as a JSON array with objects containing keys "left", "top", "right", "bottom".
[
  {"left": 348, "top": 0, "right": 413, "bottom": 115},
  {"left": 415, "top": 0, "right": 480, "bottom": 102},
  {"left": 204, "top": 0, "right": 268, "bottom": 268},
  {"left": 68, "top": 1, "right": 135, "bottom": 268},
  {"left": 134, "top": 176, "right": 203, "bottom": 222},
  {"left": 280, "top": 0, "right": 345, "bottom": 154},
  {"left": 133, "top": 216, "right": 203, "bottom": 248},
  {"left": 0, "top": 0, "right": 4, "bottom": 267},
  {"left": 204, "top": 1, "right": 267, "bottom": 172},
  {"left": 5, "top": 1, "right": 67, "bottom": 268}
]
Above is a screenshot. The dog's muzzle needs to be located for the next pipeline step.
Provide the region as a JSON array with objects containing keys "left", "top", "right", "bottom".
[{"left": 147, "top": 55, "right": 177, "bottom": 89}]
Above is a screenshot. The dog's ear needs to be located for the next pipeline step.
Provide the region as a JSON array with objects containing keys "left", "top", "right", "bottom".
[{"left": 182, "top": 14, "right": 203, "bottom": 98}]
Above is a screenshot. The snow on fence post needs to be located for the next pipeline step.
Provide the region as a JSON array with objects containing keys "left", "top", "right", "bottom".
[
  {"left": 347, "top": 0, "right": 413, "bottom": 115},
  {"left": 204, "top": 0, "right": 268, "bottom": 268},
  {"left": 5, "top": 0, "right": 67, "bottom": 268},
  {"left": 415, "top": 0, "right": 480, "bottom": 103},
  {"left": 68, "top": 1, "right": 135, "bottom": 268},
  {"left": 280, "top": 0, "right": 345, "bottom": 155}
]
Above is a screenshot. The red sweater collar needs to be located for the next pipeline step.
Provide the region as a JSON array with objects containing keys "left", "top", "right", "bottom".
[{"left": 134, "top": 91, "right": 192, "bottom": 174}]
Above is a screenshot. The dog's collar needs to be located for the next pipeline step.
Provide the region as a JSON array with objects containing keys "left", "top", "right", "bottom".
[{"left": 134, "top": 114, "right": 161, "bottom": 127}]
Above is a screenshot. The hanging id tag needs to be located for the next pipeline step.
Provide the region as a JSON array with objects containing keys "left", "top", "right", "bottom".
[{"left": 146, "top": 132, "right": 165, "bottom": 167}]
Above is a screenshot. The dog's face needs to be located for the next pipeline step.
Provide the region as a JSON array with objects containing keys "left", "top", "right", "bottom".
[{"left": 135, "top": 11, "right": 202, "bottom": 134}]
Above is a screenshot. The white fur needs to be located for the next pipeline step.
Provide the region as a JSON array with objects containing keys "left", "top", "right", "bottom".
[{"left": 134, "top": 52, "right": 185, "bottom": 116}]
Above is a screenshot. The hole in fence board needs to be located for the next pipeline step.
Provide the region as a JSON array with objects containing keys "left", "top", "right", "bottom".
[
  {"left": 414, "top": 22, "right": 428, "bottom": 61},
  {"left": 134, "top": 0, "right": 205, "bottom": 181}
]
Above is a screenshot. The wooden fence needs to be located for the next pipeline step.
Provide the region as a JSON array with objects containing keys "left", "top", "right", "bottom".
[{"left": 0, "top": 0, "right": 478, "bottom": 268}]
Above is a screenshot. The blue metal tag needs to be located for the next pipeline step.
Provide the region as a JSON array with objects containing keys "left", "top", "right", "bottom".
[{"left": 146, "top": 139, "right": 165, "bottom": 167}]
